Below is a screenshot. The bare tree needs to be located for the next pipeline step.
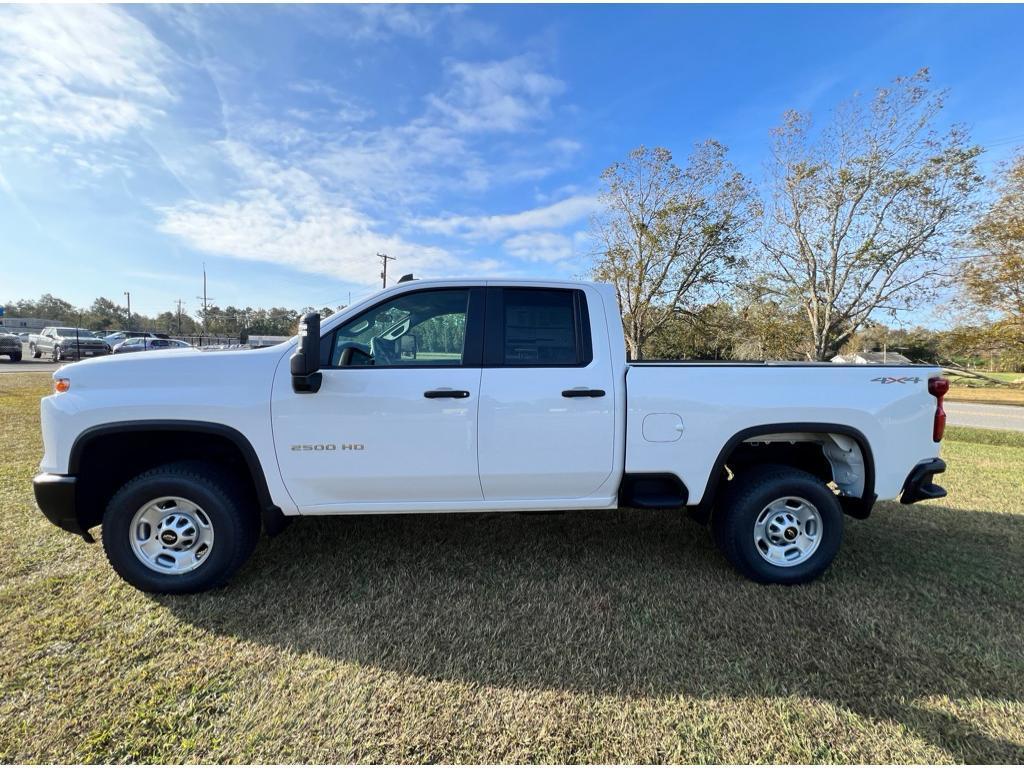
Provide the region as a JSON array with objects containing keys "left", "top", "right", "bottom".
[
  {"left": 591, "top": 142, "right": 756, "bottom": 359},
  {"left": 758, "top": 69, "right": 983, "bottom": 360}
]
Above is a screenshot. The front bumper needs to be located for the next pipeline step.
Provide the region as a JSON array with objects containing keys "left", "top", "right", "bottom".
[
  {"left": 900, "top": 458, "right": 947, "bottom": 504},
  {"left": 63, "top": 348, "right": 110, "bottom": 360},
  {"left": 33, "top": 473, "right": 93, "bottom": 542}
]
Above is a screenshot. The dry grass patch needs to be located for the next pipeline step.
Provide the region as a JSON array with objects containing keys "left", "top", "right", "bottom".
[
  {"left": 946, "top": 386, "right": 1024, "bottom": 407},
  {"left": 1, "top": 373, "right": 1023, "bottom": 762}
]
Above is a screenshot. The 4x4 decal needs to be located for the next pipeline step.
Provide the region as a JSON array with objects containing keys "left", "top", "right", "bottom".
[{"left": 871, "top": 376, "right": 922, "bottom": 384}]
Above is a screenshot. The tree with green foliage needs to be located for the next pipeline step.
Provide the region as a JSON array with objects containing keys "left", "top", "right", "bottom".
[
  {"left": 84, "top": 297, "right": 127, "bottom": 331},
  {"left": 842, "top": 322, "right": 941, "bottom": 362},
  {"left": 590, "top": 142, "right": 757, "bottom": 359},
  {"left": 962, "top": 150, "right": 1024, "bottom": 362},
  {"left": 757, "top": 69, "right": 983, "bottom": 361}
]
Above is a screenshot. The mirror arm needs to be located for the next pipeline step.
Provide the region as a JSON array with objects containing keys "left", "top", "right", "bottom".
[{"left": 292, "top": 371, "right": 322, "bottom": 393}]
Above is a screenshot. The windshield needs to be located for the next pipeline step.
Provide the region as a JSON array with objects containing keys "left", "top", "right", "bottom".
[{"left": 56, "top": 328, "right": 96, "bottom": 337}]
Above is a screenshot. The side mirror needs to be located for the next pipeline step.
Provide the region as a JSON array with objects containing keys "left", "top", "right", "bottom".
[
  {"left": 290, "top": 312, "right": 322, "bottom": 394},
  {"left": 400, "top": 334, "right": 418, "bottom": 359}
]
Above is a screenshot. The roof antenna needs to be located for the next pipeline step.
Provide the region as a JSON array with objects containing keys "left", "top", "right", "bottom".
[{"left": 397, "top": 273, "right": 416, "bottom": 283}]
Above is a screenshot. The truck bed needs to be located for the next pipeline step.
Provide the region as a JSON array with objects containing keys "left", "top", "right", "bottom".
[{"left": 624, "top": 363, "right": 942, "bottom": 505}]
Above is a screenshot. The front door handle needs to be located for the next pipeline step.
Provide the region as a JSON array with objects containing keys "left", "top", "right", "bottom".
[
  {"left": 561, "top": 388, "right": 606, "bottom": 398},
  {"left": 424, "top": 389, "right": 470, "bottom": 399}
]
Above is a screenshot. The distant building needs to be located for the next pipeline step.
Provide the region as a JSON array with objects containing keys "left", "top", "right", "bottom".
[
  {"left": 247, "top": 335, "right": 290, "bottom": 348},
  {"left": 0, "top": 317, "right": 58, "bottom": 332},
  {"left": 832, "top": 351, "right": 913, "bottom": 364}
]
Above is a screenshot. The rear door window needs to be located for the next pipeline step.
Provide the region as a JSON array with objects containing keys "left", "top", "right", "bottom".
[{"left": 486, "top": 288, "right": 592, "bottom": 367}]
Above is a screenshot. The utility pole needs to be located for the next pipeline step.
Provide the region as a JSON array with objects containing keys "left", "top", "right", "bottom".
[
  {"left": 123, "top": 291, "right": 131, "bottom": 333},
  {"left": 196, "top": 263, "right": 214, "bottom": 341},
  {"left": 378, "top": 252, "right": 395, "bottom": 289},
  {"left": 175, "top": 299, "right": 184, "bottom": 336}
]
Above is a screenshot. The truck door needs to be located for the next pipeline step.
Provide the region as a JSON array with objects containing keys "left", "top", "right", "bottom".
[
  {"left": 272, "top": 286, "right": 485, "bottom": 510},
  {"left": 477, "top": 287, "right": 617, "bottom": 500}
]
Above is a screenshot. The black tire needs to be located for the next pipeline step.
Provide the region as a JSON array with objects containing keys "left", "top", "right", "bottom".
[
  {"left": 712, "top": 464, "right": 843, "bottom": 585},
  {"left": 31, "top": 344, "right": 40, "bottom": 359},
  {"left": 102, "top": 461, "right": 260, "bottom": 594},
  {"left": 10, "top": 351, "right": 21, "bottom": 362}
]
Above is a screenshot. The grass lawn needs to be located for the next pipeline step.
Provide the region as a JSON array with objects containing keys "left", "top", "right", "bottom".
[{"left": 2, "top": 372, "right": 1022, "bottom": 763}]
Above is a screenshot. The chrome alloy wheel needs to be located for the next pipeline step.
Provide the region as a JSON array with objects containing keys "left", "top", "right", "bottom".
[
  {"left": 752, "top": 496, "right": 822, "bottom": 567},
  {"left": 129, "top": 496, "right": 215, "bottom": 574}
]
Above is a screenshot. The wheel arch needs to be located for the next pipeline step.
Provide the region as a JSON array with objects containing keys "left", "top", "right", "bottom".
[
  {"left": 69, "top": 420, "right": 288, "bottom": 536},
  {"left": 689, "top": 421, "right": 876, "bottom": 524}
]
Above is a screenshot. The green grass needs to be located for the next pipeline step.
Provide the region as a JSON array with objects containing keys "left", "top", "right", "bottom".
[{"left": 2, "top": 373, "right": 1023, "bottom": 763}]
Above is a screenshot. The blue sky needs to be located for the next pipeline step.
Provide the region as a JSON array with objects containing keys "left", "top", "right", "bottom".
[{"left": 1, "top": 4, "right": 1023, "bottom": 318}]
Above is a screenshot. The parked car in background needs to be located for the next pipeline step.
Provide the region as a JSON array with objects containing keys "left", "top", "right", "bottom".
[
  {"left": 112, "top": 337, "right": 193, "bottom": 354},
  {"left": 30, "top": 328, "right": 111, "bottom": 361},
  {"left": 103, "top": 331, "right": 169, "bottom": 347},
  {"left": 0, "top": 332, "right": 22, "bottom": 361}
]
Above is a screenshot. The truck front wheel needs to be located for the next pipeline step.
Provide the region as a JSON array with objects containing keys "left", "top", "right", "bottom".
[
  {"left": 101, "top": 462, "right": 259, "bottom": 594},
  {"left": 712, "top": 465, "right": 843, "bottom": 585}
]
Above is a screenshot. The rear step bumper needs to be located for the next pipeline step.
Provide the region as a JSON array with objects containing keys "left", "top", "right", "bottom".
[{"left": 900, "top": 458, "right": 947, "bottom": 504}]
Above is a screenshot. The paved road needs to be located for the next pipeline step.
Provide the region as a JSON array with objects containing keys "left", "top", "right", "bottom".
[
  {"left": 946, "top": 401, "right": 1024, "bottom": 432},
  {"left": 0, "top": 343, "right": 65, "bottom": 374},
  {"left": 0, "top": 361, "right": 62, "bottom": 374}
]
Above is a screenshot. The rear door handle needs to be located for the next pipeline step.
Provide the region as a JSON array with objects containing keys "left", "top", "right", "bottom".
[
  {"left": 424, "top": 389, "right": 470, "bottom": 399},
  {"left": 561, "top": 388, "right": 606, "bottom": 398}
]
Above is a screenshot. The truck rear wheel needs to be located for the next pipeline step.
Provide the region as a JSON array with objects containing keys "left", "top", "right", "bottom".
[
  {"left": 101, "top": 462, "right": 259, "bottom": 594},
  {"left": 712, "top": 465, "right": 842, "bottom": 585},
  {"left": 31, "top": 344, "right": 40, "bottom": 358}
]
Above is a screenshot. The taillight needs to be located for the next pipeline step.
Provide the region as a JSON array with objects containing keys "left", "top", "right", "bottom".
[{"left": 929, "top": 377, "right": 949, "bottom": 442}]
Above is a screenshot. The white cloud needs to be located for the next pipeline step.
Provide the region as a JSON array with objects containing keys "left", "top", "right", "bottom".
[
  {"left": 154, "top": 47, "right": 585, "bottom": 285},
  {"left": 547, "top": 138, "right": 583, "bottom": 157},
  {"left": 0, "top": 5, "right": 173, "bottom": 142},
  {"left": 415, "top": 194, "right": 599, "bottom": 239},
  {"left": 427, "top": 56, "right": 566, "bottom": 133},
  {"left": 347, "top": 5, "right": 440, "bottom": 40},
  {"left": 297, "top": 4, "right": 445, "bottom": 42},
  {"left": 304, "top": 56, "right": 572, "bottom": 206},
  {"left": 157, "top": 145, "right": 455, "bottom": 287},
  {"left": 0, "top": 6, "right": 587, "bottom": 288},
  {"left": 287, "top": 80, "right": 375, "bottom": 123},
  {"left": 503, "top": 232, "right": 575, "bottom": 264},
  {"left": 310, "top": 119, "right": 485, "bottom": 207}
]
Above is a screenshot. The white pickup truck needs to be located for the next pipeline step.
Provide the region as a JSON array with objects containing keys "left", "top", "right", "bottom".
[{"left": 34, "top": 278, "right": 949, "bottom": 593}]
